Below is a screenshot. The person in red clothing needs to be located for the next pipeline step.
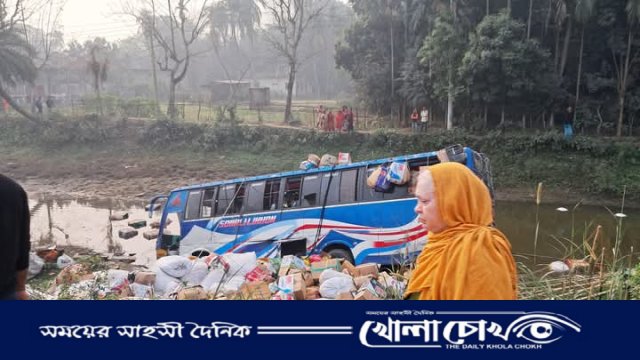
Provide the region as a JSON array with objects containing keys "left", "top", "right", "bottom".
[
  {"left": 326, "top": 110, "right": 335, "bottom": 132},
  {"left": 335, "top": 107, "right": 345, "bottom": 132},
  {"left": 410, "top": 108, "right": 419, "bottom": 133}
]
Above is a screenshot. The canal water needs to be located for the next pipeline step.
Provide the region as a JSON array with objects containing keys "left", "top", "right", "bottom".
[{"left": 28, "top": 195, "right": 639, "bottom": 268}]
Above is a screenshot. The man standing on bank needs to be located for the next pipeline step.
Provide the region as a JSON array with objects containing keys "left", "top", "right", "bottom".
[
  {"left": 0, "top": 174, "right": 30, "bottom": 300},
  {"left": 404, "top": 163, "right": 517, "bottom": 300}
]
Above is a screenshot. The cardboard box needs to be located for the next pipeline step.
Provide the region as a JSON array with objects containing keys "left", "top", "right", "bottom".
[
  {"left": 177, "top": 286, "right": 208, "bottom": 300},
  {"left": 342, "top": 260, "right": 357, "bottom": 276},
  {"left": 354, "top": 290, "right": 382, "bottom": 300},
  {"left": 134, "top": 271, "right": 156, "bottom": 286},
  {"left": 278, "top": 273, "right": 306, "bottom": 300},
  {"left": 288, "top": 269, "right": 315, "bottom": 287},
  {"left": 305, "top": 286, "right": 321, "bottom": 300},
  {"left": 311, "top": 259, "right": 342, "bottom": 280},
  {"left": 245, "top": 266, "right": 273, "bottom": 283},
  {"left": 354, "top": 263, "right": 379, "bottom": 278},
  {"left": 278, "top": 255, "right": 307, "bottom": 277},
  {"left": 336, "top": 291, "right": 354, "bottom": 300},
  {"left": 236, "top": 281, "right": 271, "bottom": 300},
  {"left": 354, "top": 275, "right": 373, "bottom": 289},
  {"left": 359, "top": 279, "right": 386, "bottom": 299}
]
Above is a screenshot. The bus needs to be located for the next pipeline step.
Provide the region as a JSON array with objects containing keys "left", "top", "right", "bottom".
[{"left": 148, "top": 145, "right": 493, "bottom": 265}]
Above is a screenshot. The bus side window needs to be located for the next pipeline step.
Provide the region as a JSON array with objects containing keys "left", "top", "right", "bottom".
[
  {"left": 231, "top": 184, "right": 246, "bottom": 214},
  {"left": 301, "top": 175, "right": 321, "bottom": 207},
  {"left": 185, "top": 190, "right": 203, "bottom": 220},
  {"left": 339, "top": 169, "right": 358, "bottom": 204},
  {"left": 263, "top": 179, "right": 280, "bottom": 210},
  {"left": 246, "top": 181, "right": 266, "bottom": 213},
  {"left": 383, "top": 182, "right": 409, "bottom": 200},
  {"left": 360, "top": 166, "right": 383, "bottom": 202},
  {"left": 216, "top": 184, "right": 235, "bottom": 216},
  {"left": 201, "top": 187, "right": 217, "bottom": 217},
  {"left": 283, "top": 177, "right": 301, "bottom": 209},
  {"left": 321, "top": 172, "right": 340, "bottom": 206}
]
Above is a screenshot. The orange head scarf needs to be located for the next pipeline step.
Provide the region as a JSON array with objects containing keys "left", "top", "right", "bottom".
[{"left": 405, "top": 162, "right": 517, "bottom": 300}]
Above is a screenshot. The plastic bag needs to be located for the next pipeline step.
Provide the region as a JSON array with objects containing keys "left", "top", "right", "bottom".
[
  {"left": 388, "top": 161, "right": 410, "bottom": 185},
  {"left": 156, "top": 255, "right": 192, "bottom": 278},
  {"left": 154, "top": 270, "right": 182, "bottom": 297},
  {"left": 374, "top": 166, "right": 392, "bottom": 192},
  {"left": 319, "top": 269, "right": 352, "bottom": 285},
  {"left": 56, "top": 254, "right": 75, "bottom": 269},
  {"left": 28, "top": 253, "right": 45, "bottom": 280},
  {"left": 319, "top": 276, "right": 355, "bottom": 299},
  {"left": 222, "top": 252, "right": 257, "bottom": 277},
  {"left": 181, "top": 260, "right": 209, "bottom": 286}
]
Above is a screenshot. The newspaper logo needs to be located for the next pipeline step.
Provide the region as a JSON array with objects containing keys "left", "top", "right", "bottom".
[{"left": 359, "top": 311, "right": 581, "bottom": 349}]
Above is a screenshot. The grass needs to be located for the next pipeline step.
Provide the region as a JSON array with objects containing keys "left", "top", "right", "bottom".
[{"left": 517, "top": 185, "right": 639, "bottom": 300}]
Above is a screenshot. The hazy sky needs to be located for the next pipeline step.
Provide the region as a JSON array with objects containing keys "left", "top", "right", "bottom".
[{"left": 59, "top": 0, "right": 137, "bottom": 43}]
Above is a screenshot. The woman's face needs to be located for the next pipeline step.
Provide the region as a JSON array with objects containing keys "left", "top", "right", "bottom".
[{"left": 414, "top": 170, "right": 447, "bottom": 233}]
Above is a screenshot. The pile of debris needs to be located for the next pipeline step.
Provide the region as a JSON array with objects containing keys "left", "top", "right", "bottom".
[{"left": 27, "top": 249, "right": 408, "bottom": 300}]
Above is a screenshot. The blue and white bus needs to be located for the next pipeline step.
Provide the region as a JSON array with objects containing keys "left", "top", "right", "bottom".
[{"left": 148, "top": 145, "right": 493, "bottom": 265}]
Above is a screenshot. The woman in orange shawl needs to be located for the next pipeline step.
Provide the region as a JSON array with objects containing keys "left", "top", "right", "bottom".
[{"left": 405, "top": 162, "right": 517, "bottom": 300}]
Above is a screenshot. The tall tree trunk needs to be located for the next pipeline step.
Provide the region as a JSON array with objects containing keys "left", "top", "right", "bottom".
[
  {"left": 522, "top": 114, "right": 526, "bottom": 129},
  {"left": 617, "top": 30, "right": 634, "bottom": 137},
  {"left": 575, "top": 27, "right": 585, "bottom": 122},
  {"left": 284, "top": 62, "right": 296, "bottom": 124},
  {"left": 560, "top": 16, "right": 573, "bottom": 77},
  {"left": 486, "top": 0, "right": 490, "bottom": 16},
  {"left": 446, "top": 77, "right": 454, "bottom": 130},
  {"left": 507, "top": 0, "right": 511, "bottom": 15},
  {"left": 148, "top": 32, "right": 161, "bottom": 117},
  {"left": 483, "top": 104, "right": 488, "bottom": 130},
  {"left": 96, "top": 82, "right": 103, "bottom": 116},
  {"left": 0, "top": 85, "right": 41, "bottom": 123},
  {"left": 527, "top": 0, "right": 533, "bottom": 39},
  {"left": 167, "top": 77, "right": 177, "bottom": 119}
]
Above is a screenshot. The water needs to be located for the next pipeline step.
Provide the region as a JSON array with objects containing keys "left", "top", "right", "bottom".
[{"left": 28, "top": 195, "right": 639, "bottom": 267}]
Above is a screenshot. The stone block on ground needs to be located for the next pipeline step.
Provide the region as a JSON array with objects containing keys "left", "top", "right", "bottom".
[
  {"left": 109, "top": 212, "right": 129, "bottom": 221},
  {"left": 118, "top": 227, "right": 138, "bottom": 240}
]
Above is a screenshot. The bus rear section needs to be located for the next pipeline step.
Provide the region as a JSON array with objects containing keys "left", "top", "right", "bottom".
[{"left": 150, "top": 145, "right": 493, "bottom": 266}]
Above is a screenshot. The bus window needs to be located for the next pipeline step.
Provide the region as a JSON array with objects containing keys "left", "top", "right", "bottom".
[
  {"left": 384, "top": 183, "right": 409, "bottom": 200},
  {"left": 231, "top": 184, "right": 246, "bottom": 214},
  {"left": 185, "top": 190, "right": 202, "bottom": 220},
  {"left": 320, "top": 172, "right": 340, "bottom": 206},
  {"left": 360, "top": 166, "right": 383, "bottom": 202},
  {"left": 340, "top": 169, "right": 358, "bottom": 203},
  {"left": 263, "top": 179, "right": 280, "bottom": 210},
  {"left": 246, "top": 181, "right": 266, "bottom": 213},
  {"left": 283, "top": 177, "right": 301, "bottom": 208},
  {"left": 216, "top": 184, "right": 236, "bottom": 216},
  {"left": 201, "top": 187, "right": 217, "bottom": 217},
  {"left": 301, "top": 175, "right": 321, "bottom": 207}
]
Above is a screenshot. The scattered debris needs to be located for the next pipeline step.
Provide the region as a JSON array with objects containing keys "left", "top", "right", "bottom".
[
  {"left": 127, "top": 219, "right": 147, "bottom": 229},
  {"left": 118, "top": 227, "right": 138, "bottom": 239},
  {"left": 109, "top": 212, "right": 129, "bottom": 221}
]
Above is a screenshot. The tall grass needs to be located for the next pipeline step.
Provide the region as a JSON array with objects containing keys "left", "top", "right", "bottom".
[{"left": 518, "top": 185, "right": 638, "bottom": 300}]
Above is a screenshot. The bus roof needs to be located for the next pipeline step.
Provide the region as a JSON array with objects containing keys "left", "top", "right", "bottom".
[{"left": 172, "top": 150, "right": 441, "bottom": 193}]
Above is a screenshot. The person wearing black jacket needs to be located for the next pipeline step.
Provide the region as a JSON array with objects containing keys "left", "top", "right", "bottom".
[{"left": 0, "top": 174, "right": 30, "bottom": 300}]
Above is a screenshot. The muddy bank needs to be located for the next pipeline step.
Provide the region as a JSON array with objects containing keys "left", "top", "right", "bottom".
[{"left": 0, "top": 147, "right": 631, "bottom": 208}]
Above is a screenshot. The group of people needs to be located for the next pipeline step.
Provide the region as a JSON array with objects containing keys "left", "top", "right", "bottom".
[
  {"left": 410, "top": 106, "right": 429, "bottom": 133},
  {"left": 316, "top": 105, "right": 354, "bottom": 132}
]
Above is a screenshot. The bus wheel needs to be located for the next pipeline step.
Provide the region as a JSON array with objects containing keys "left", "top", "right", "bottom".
[{"left": 325, "top": 247, "right": 354, "bottom": 264}]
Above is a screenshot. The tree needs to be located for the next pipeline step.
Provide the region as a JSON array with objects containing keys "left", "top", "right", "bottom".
[
  {"left": 0, "top": 0, "right": 38, "bottom": 122},
  {"left": 210, "top": 0, "right": 261, "bottom": 45},
  {"left": 258, "top": 0, "right": 326, "bottom": 124},
  {"left": 574, "top": 0, "right": 597, "bottom": 121},
  {"left": 459, "top": 11, "right": 558, "bottom": 129},
  {"left": 613, "top": 0, "right": 640, "bottom": 136},
  {"left": 127, "top": 0, "right": 211, "bottom": 119},
  {"left": 418, "top": 14, "right": 466, "bottom": 129},
  {"left": 86, "top": 39, "right": 110, "bottom": 116}
]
